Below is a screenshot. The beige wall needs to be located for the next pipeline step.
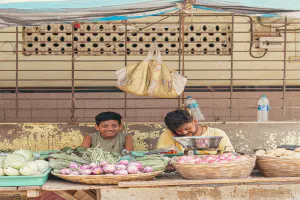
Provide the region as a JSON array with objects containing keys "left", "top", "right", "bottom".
[
  {"left": 1, "top": 11, "right": 300, "bottom": 123},
  {"left": 0, "top": 12, "right": 300, "bottom": 88}
]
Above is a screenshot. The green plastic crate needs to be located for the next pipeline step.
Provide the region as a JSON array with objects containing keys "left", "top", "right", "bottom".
[{"left": 0, "top": 168, "right": 51, "bottom": 187}]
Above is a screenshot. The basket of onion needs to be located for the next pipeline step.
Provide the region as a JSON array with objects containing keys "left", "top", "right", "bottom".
[
  {"left": 171, "top": 153, "right": 256, "bottom": 179},
  {"left": 51, "top": 160, "right": 163, "bottom": 185}
]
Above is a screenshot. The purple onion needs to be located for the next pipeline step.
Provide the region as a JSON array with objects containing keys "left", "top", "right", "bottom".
[
  {"left": 103, "top": 164, "right": 115, "bottom": 174},
  {"left": 89, "top": 163, "right": 99, "bottom": 168},
  {"left": 117, "top": 160, "right": 130, "bottom": 166},
  {"left": 115, "top": 170, "right": 128, "bottom": 175},
  {"left": 142, "top": 166, "right": 153, "bottom": 173},
  {"left": 115, "top": 164, "right": 127, "bottom": 171},
  {"left": 79, "top": 164, "right": 90, "bottom": 170},
  {"left": 79, "top": 169, "right": 92, "bottom": 175},
  {"left": 60, "top": 168, "right": 72, "bottom": 175},
  {"left": 127, "top": 162, "right": 143, "bottom": 171},
  {"left": 126, "top": 165, "right": 139, "bottom": 174},
  {"left": 69, "top": 171, "right": 80, "bottom": 175},
  {"left": 91, "top": 167, "right": 104, "bottom": 175},
  {"left": 99, "top": 161, "right": 108, "bottom": 167},
  {"left": 69, "top": 162, "right": 79, "bottom": 170}
]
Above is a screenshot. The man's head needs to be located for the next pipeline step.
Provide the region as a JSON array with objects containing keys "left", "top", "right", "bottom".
[
  {"left": 164, "top": 109, "right": 197, "bottom": 136},
  {"left": 95, "top": 112, "right": 122, "bottom": 138}
]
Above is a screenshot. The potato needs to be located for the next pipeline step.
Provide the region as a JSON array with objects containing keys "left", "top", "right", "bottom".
[
  {"left": 280, "top": 156, "right": 293, "bottom": 159},
  {"left": 275, "top": 148, "right": 286, "bottom": 157},
  {"left": 295, "top": 147, "right": 300, "bottom": 152},
  {"left": 255, "top": 149, "right": 266, "bottom": 156},
  {"left": 264, "top": 154, "right": 275, "bottom": 157},
  {"left": 294, "top": 152, "right": 300, "bottom": 158},
  {"left": 283, "top": 150, "right": 295, "bottom": 157},
  {"left": 266, "top": 150, "right": 275, "bottom": 156}
]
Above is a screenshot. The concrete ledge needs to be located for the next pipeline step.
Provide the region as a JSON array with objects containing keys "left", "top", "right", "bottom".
[{"left": 0, "top": 122, "right": 299, "bottom": 152}]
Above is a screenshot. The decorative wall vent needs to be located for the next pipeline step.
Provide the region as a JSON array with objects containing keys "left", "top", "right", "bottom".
[{"left": 23, "top": 23, "right": 231, "bottom": 56}]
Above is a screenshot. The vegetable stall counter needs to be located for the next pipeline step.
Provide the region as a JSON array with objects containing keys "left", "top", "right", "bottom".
[
  {"left": 0, "top": 186, "right": 41, "bottom": 199},
  {"left": 39, "top": 172, "right": 300, "bottom": 200}
]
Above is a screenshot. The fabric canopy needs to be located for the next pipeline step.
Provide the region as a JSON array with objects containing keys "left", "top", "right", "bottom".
[
  {"left": 194, "top": 0, "right": 300, "bottom": 18},
  {"left": 0, "top": 0, "right": 300, "bottom": 27}
]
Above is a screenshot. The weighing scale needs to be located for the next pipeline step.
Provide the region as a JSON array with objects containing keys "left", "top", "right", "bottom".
[{"left": 173, "top": 136, "right": 223, "bottom": 156}]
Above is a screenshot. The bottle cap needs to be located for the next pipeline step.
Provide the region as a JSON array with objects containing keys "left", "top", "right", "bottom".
[
  {"left": 262, "top": 94, "right": 266, "bottom": 98},
  {"left": 187, "top": 96, "right": 191, "bottom": 99}
]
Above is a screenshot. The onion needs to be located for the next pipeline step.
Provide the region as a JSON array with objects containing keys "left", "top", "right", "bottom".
[
  {"left": 69, "top": 162, "right": 79, "bottom": 170},
  {"left": 60, "top": 168, "right": 72, "bottom": 175},
  {"left": 79, "top": 164, "right": 90, "bottom": 171},
  {"left": 89, "top": 163, "right": 99, "bottom": 169},
  {"left": 126, "top": 165, "right": 139, "bottom": 174},
  {"left": 187, "top": 159, "right": 196, "bottom": 164},
  {"left": 91, "top": 167, "right": 104, "bottom": 175},
  {"left": 127, "top": 162, "right": 143, "bottom": 171},
  {"left": 227, "top": 155, "right": 236, "bottom": 160},
  {"left": 116, "top": 164, "right": 127, "bottom": 171},
  {"left": 115, "top": 170, "right": 128, "bottom": 175},
  {"left": 99, "top": 161, "right": 108, "bottom": 167},
  {"left": 142, "top": 166, "right": 153, "bottom": 173},
  {"left": 204, "top": 156, "right": 214, "bottom": 161},
  {"left": 218, "top": 160, "right": 229, "bottom": 163},
  {"left": 79, "top": 169, "right": 92, "bottom": 175},
  {"left": 117, "top": 160, "right": 130, "bottom": 166},
  {"left": 103, "top": 164, "right": 115, "bottom": 174},
  {"left": 69, "top": 171, "right": 80, "bottom": 175}
]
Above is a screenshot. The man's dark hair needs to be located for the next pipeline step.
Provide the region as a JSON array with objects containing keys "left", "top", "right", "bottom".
[
  {"left": 95, "top": 112, "right": 122, "bottom": 125},
  {"left": 164, "top": 109, "right": 193, "bottom": 131}
]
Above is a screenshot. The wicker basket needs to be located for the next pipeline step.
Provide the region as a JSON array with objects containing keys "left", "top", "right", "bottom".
[
  {"left": 171, "top": 155, "right": 256, "bottom": 179},
  {"left": 257, "top": 156, "right": 300, "bottom": 177},
  {"left": 51, "top": 171, "right": 163, "bottom": 185}
]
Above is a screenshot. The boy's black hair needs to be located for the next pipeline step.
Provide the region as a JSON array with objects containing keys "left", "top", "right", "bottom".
[
  {"left": 95, "top": 111, "right": 122, "bottom": 125},
  {"left": 164, "top": 109, "right": 193, "bottom": 131}
]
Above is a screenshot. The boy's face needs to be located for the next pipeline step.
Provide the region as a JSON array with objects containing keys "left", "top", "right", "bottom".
[
  {"left": 174, "top": 121, "right": 197, "bottom": 136},
  {"left": 95, "top": 120, "right": 122, "bottom": 138}
]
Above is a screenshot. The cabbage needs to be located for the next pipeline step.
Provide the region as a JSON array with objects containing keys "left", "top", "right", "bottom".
[
  {"left": 19, "top": 166, "right": 39, "bottom": 176},
  {"left": 0, "top": 167, "right": 4, "bottom": 176},
  {"left": 0, "top": 157, "right": 5, "bottom": 168},
  {"left": 4, "top": 167, "right": 20, "bottom": 176},
  {"left": 34, "top": 160, "right": 49, "bottom": 173},
  {"left": 27, "top": 161, "right": 39, "bottom": 172},
  {"left": 4, "top": 154, "right": 27, "bottom": 169},
  {"left": 13, "top": 149, "right": 34, "bottom": 161}
]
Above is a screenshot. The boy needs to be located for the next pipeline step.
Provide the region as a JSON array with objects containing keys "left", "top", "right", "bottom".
[
  {"left": 82, "top": 111, "right": 133, "bottom": 154},
  {"left": 156, "top": 109, "right": 235, "bottom": 153}
]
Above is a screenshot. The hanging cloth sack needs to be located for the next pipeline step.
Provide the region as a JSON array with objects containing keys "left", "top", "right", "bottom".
[
  {"left": 116, "top": 47, "right": 187, "bottom": 98},
  {"left": 146, "top": 47, "right": 187, "bottom": 98},
  {"left": 115, "top": 49, "right": 153, "bottom": 96}
]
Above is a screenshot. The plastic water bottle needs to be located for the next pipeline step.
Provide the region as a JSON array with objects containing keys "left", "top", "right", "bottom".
[
  {"left": 184, "top": 96, "right": 205, "bottom": 122},
  {"left": 257, "top": 94, "right": 269, "bottom": 122}
]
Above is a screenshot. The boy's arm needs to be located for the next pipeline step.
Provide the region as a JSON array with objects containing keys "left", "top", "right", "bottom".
[
  {"left": 125, "top": 134, "right": 134, "bottom": 151},
  {"left": 82, "top": 135, "right": 92, "bottom": 148}
]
